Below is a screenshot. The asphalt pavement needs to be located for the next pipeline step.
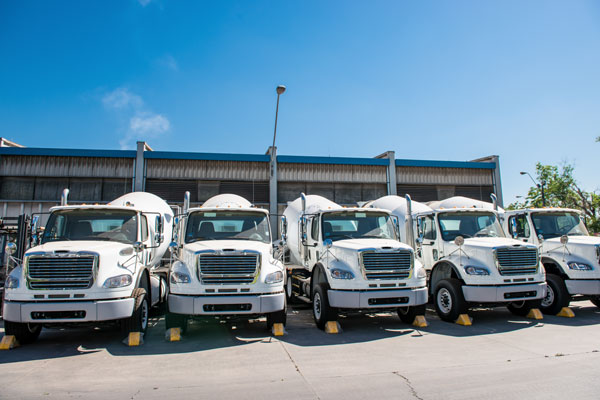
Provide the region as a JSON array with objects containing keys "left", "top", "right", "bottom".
[{"left": 1, "top": 301, "right": 600, "bottom": 399}]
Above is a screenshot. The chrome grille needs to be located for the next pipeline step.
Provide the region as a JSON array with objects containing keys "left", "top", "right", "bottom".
[
  {"left": 495, "top": 247, "right": 538, "bottom": 276},
  {"left": 360, "top": 250, "right": 412, "bottom": 280},
  {"left": 27, "top": 255, "right": 97, "bottom": 290},
  {"left": 198, "top": 253, "right": 259, "bottom": 285}
]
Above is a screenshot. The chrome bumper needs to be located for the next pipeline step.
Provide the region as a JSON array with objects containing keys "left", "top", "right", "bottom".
[
  {"left": 565, "top": 279, "right": 600, "bottom": 296},
  {"left": 462, "top": 282, "right": 546, "bottom": 303},
  {"left": 168, "top": 292, "right": 285, "bottom": 315},
  {"left": 327, "top": 287, "right": 428, "bottom": 309}
]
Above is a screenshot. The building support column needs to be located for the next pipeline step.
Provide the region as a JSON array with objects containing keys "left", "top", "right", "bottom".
[
  {"left": 268, "top": 146, "right": 278, "bottom": 237},
  {"left": 376, "top": 151, "right": 397, "bottom": 196},
  {"left": 491, "top": 155, "right": 503, "bottom": 207}
]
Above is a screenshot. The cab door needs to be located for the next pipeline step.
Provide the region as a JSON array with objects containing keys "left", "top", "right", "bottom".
[{"left": 417, "top": 214, "right": 438, "bottom": 270}]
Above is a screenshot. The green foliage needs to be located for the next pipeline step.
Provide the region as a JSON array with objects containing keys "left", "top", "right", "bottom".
[{"left": 518, "top": 162, "right": 600, "bottom": 233}]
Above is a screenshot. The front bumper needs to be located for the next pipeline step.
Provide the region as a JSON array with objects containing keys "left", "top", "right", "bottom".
[
  {"left": 565, "top": 279, "right": 600, "bottom": 295},
  {"left": 168, "top": 292, "right": 285, "bottom": 315},
  {"left": 327, "top": 287, "right": 428, "bottom": 309},
  {"left": 2, "top": 298, "right": 135, "bottom": 323},
  {"left": 462, "top": 282, "right": 546, "bottom": 303}
]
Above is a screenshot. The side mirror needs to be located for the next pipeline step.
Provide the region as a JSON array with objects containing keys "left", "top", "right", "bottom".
[
  {"left": 169, "top": 241, "right": 179, "bottom": 254},
  {"left": 510, "top": 218, "right": 518, "bottom": 239},
  {"left": 5, "top": 242, "right": 17, "bottom": 255},
  {"left": 133, "top": 241, "right": 145, "bottom": 253},
  {"left": 323, "top": 238, "right": 333, "bottom": 249},
  {"left": 415, "top": 237, "right": 423, "bottom": 247},
  {"left": 560, "top": 235, "right": 569, "bottom": 245},
  {"left": 537, "top": 234, "right": 544, "bottom": 242},
  {"left": 280, "top": 216, "right": 288, "bottom": 241},
  {"left": 391, "top": 215, "right": 401, "bottom": 240},
  {"left": 300, "top": 216, "right": 308, "bottom": 245},
  {"left": 156, "top": 215, "right": 164, "bottom": 234}
]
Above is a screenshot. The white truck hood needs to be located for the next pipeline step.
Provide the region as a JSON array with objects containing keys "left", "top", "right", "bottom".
[
  {"left": 26, "top": 240, "right": 132, "bottom": 256},
  {"left": 544, "top": 235, "right": 600, "bottom": 247},
  {"left": 331, "top": 238, "right": 411, "bottom": 252},
  {"left": 461, "top": 237, "right": 534, "bottom": 250},
  {"left": 183, "top": 239, "right": 271, "bottom": 254}
]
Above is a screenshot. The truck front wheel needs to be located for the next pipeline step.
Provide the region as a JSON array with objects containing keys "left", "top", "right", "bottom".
[
  {"left": 165, "top": 312, "right": 188, "bottom": 334},
  {"left": 434, "top": 278, "right": 467, "bottom": 322},
  {"left": 312, "top": 284, "right": 336, "bottom": 330},
  {"left": 121, "top": 288, "right": 149, "bottom": 334},
  {"left": 507, "top": 299, "right": 543, "bottom": 316},
  {"left": 4, "top": 320, "right": 42, "bottom": 344},
  {"left": 540, "top": 274, "right": 570, "bottom": 315},
  {"left": 397, "top": 304, "right": 426, "bottom": 324},
  {"left": 267, "top": 297, "right": 287, "bottom": 329}
]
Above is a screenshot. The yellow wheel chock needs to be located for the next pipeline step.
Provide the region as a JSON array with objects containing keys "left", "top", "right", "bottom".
[
  {"left": 324, "top": 321, "right": 340, "bottom": 334},
  {"left": 0, "top": 335, "right": 19, "bottom": 350},
  {"left": 271, "top": 323, "right": 285, "bottom": 337},
  {"left": 125, "top": 332, "right": 143, "bottom": 346},
  {"left": 412, "top": 315, "right": 428, "bottom": 328},
  {"left": 455, "top": 314, "right": 472, "bottom": 326},
  {"left": 526, "top": 308, "right": 543, "bottom": 320},
  {"left": 165, "top": 327, "right": 181, "bottom": 342},
  {"left": 556, "top": 307, "right": 575, "bottom": 318}
]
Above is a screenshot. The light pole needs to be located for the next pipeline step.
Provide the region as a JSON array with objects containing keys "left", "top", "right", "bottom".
[
  {"left": 520, "top": 171, "right": 546, "bottom": 207},
  {"left": 269, "top": 85, "right": 285, "bottom": 236}
]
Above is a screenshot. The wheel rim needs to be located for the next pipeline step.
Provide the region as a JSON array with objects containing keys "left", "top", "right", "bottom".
[
  {"left": 511, "top": 301, "right": 525, "bottom": 309},
  {"left": 286, "top": 276, "right": 292, "bottom": 298},
  {"left": 313, "top": 291, "right": 322, "bottom": 320},
  {"left": 398, "top": 307, "right": 409, "bottom": 316},
  {"left": 26, "top": 323, "right": 38, "bottom": 333},
  {"left": 542, "top": 285, "right": 555, "bottom": 308},
  {"left": 141, "top": 298, "right": 149, "bottom": 331},
  {"left": 437, "top": 288, "right": 453, "bottom": 314}
]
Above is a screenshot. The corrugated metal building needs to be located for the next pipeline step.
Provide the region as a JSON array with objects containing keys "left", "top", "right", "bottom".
[{"left": 0, "top": 143, "right": 502, "bottom": 233}]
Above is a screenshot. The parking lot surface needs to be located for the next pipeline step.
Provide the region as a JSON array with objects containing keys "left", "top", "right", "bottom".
[{"left": 1, "top": 302, "right": 600, "bottom": 400}]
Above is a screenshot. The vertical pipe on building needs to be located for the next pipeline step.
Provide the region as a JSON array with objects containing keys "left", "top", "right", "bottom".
[
  {"left": 269, "top": 146, "right": 278, "bottom": 238},
  {"left": 134, "top": 141, "right": 146, "bottom": 192},
  {"left": 387, "top": 151, "right": 397, "bottom": 196}
]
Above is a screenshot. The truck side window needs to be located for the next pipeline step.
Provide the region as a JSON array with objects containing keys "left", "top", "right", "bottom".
[
  {"left": 423, "top": 215, "right": 436, "bottom": 240},
  {"left": 140, "top": 215, "right": 149, "bottom": 242},
  {"left": 509, "top": 215, "right": 530, "bottom": 238},
  {"left": 311, "top": 217, "right": 319, "bottom": 241}
]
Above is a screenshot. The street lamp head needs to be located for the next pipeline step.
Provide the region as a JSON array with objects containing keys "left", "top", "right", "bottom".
[
  {"left": 519, "top": 171, "right": 526, "bottom": 175},
  {"left": 276, "top": 85, "right": 286, "bottom": 95}
]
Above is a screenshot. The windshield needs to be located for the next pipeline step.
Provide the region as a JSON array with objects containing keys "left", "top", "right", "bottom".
[
  {"left": 185, "top": 211, "right": 271, "bottom": 244},
  {"left": 42, "top": 209, "right": 139, "bottom": 244},
  {"left": 531, "top": 212, "right": 589, "bottom": 239},
  {"left": 438, "top": 211, "right": 504, "bottom": 241},
  {"left": 322, "top": 211, "right": 396, "bottom": 241}
]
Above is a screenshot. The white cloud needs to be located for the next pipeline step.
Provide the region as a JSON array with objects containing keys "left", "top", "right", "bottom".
[
  {"left": 102, "top": 88, "right": 143, "bottom": 110},
  {"left": 129, "top": 113, "right": 170, "bottom": 135},
  {"left": 102, "top": 87, "right": 171, "bottom": 149},
  {"left": 137, "top": 0, "right": 152, "bottom": 6},
  {"left": 157, "top": 54, "right": 178, "bottom": 71}
]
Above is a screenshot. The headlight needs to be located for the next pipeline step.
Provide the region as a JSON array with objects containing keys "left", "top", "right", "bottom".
[
  {"left": 265, "top": 271, "right": 284, "bottom": 284},
  {"left": 568, "top": 262, "right": 593, "bottom": 271},
  {"left": 170, "top": 271, "right": 191, "bottom": 284},
  {"left": 5, "top": 275, "right": 19, "bottom": 289},
  {"left": 464, "top": 266, "right": 490, "bottom": 275},
  {"left": 330, "top": 268, "right": 355, "bottom": 280},
  {"left": 416, "top": 268, "right": 426, "bottom": 279},
  {"left": 103, "top": 274, "right": 133, "bottom": 288}
]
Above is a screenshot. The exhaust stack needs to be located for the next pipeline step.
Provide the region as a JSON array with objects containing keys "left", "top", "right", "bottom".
[
  {"left": 301, "top": 192, "right": 306, "bottom": 213},
  {"left": 490, "top": 193, "right": 498, "bottom": 212},
  {"left": 183, "top": 191, "right": 190, "bottom": 215},
  {"left": 61, "top": 188, "right": 69, "bottom": 206},
  {"left": 405, "top": 194, "right": 415, "bottom": 249}
]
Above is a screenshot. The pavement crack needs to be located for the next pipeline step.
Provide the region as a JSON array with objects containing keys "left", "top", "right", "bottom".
[
  {"left": 278, "top": 341, "right": 321, "bottom": 400},
  {"left": 393, "top": 371, "right": 424, "bottom": 400}
]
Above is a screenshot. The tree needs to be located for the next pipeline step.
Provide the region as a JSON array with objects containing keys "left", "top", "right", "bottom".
[{"left": 508, "top": 162, "right": 600, "bottom": 234}]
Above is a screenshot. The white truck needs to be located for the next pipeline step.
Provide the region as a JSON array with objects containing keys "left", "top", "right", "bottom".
[
  {"left": 2, "top": 190, "right": 173, "bottom": 344},
  {"left": 166, "top": 193, "right": 286, "bottom": 333},
  {"left": 282, "top": 194, "right": 428, "bottom": 330},
  {"left": 501, "top": 207, "right": 600, "bottom": 315},
  {"left": 367, "top": 195, "right": 547, "bottom": 323}
]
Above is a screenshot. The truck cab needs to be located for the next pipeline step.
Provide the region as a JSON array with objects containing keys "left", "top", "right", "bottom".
[
  {"left": 502, "top": 208, "right": 600, "bottom": 314},
  {"left": 369, "top": 195, "right": 546, "bottom": 323},
  {"left": 283, "top": 194, "right": 428, "bottom": 330},
  {"left": 2, "top": 190, "right": 172, "bottom": 344},
  {"left": 166, "top": 193, "right": 286, "bottom": 333}
]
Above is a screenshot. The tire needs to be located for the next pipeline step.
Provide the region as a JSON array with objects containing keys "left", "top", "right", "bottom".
[
  {"left": 591, "top": 296, "right": 600, "bottom": 308},
  {"left": 3, "top": 320, "right": 42, "bottom": 345},
  {"left": 397, "top": 304, "right": 426, "bottom": 324},
  {"left": 312, "top": 283, "right": 336, "bottom": 330},
  {"left": 267, "top": 296, "right": 287, "bottom": 329},
  {"left": 507, "top": 298, "right": 543, "bottom": 316},
  {"left": 434, "top": 278, "right": 468, "bottom": 322},
  {"left": 165, "top": 312, "right": 188, "bottom": 334},
  {"left": 285, "top": 275, "right": 299, "bottom": 304},
  {"left": 540, "top": 274, "right": 570, "bottom": 315},
  {"left": 121, "top": 288, "right": 149, "bottom": 334}
]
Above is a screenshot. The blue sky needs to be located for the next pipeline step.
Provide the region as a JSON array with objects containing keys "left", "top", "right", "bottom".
[{"left": 1, "top": 1, "right": 599, "bottom": 205}]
